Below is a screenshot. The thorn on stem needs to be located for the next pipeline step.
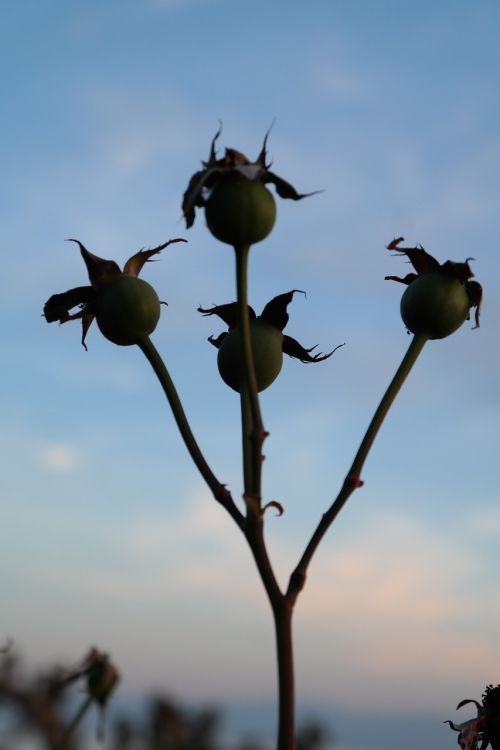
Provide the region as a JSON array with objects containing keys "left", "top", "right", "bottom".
[{"left": 348, "top": 475, "right": 364, "bottom": 488}]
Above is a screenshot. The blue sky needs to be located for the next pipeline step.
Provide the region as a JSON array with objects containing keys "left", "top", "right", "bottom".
[{"left": 1, "top": 1, "right": 500, "bottom": 748}]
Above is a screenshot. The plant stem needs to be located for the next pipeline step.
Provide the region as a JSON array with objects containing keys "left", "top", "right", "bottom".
[
  {"left": 137, "top": 335, "right": 245, "bottom": 531},
  {"left": 287, "top": 332, "right": 428, "bottom": 604},
  {"left": 243, "top": 514, "right": 290, "bottom": 748},
  {"left": 233, "top": 244, "right": 291, "bottom": 747},
  {"left": 274, "top": 601, "right": 295, "bottom": 750},
  {"left": 234, "top": 244, "right": 266, "bottom": 504},
  {"left": 240, "top": 383, "right": 253, "bottom": 492},
  {"left": 54, "top": 694, "right": 93, "bottom": 750}
]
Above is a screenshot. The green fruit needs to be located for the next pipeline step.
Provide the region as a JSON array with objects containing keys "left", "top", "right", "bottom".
[
  {"left": 217, "top": 320, "right": 283, "bottom": 392},
  {"left": 96, "top": 276, "right": 161, "bottom": 346},
  {"left": 205, "top": 176, "right": 276, "bottom": 246},
  {"left": 400, "top": 272, "right": 470, "bottom": 339}
]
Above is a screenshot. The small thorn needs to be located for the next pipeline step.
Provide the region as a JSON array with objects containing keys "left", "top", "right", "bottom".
[{"left": 348, "top": 475, "right": 364, "bottom": 488}]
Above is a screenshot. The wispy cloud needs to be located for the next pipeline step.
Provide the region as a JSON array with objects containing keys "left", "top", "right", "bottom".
[
  {"left": 146, "top": 0, "right": 207, "bottom": 10},
  {"left": 312, "top": 63, "right": 368, "bottom": 101},
  {"left": 36, "top": 441, "right": 82, "bottom": 473},
  {"left": 35, "top": 494, "right": 500, "bottom": 706}
]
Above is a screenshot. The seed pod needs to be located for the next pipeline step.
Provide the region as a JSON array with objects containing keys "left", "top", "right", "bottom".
[
  {"left": 400, "top": 272, "right": 471, "bottom": 339},
  {"left": 205, "top": 176, "right": 276, "bottom": 246},
  {"left": 96, "top": 276, "right": 161, "bottom": 346},
  {"left": 217, "top": 320, "right": 284, "bottom": 392}
]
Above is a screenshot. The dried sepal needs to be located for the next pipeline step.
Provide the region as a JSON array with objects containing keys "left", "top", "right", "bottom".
[
  {"left": 123, "top": 238, "right": 187, "bottom": 276},
  {"left": 466, "top": 280, "right": 483, "bottom": 329},
  {"left": 444, "top": 715, "right": 487, "bottom": 750},
  {"left": 207, "top": 332, "right": 227, "bottom": 349},
  {"left": 266, "top": 171, "right": 319, "bottom": 201},
  {"left": 283, "top": 335, "right": 343, "bottom": 363},
  {"left": 198, "top": 302, "right": 256, "bottom": 329},
  {"left": 43, "top": 286, "right": 97, "bottom": 324},
  {"left": 446, "top": 686, "right": 500, "bottom": 750},
  {"left": 199, "top": 291, "right": 343, "bottom": 382},
  {"left": 79, "top": 312, "right": 96, "bottom": 351},
  {"left": 386, "top": 237, "right": 441, "bottom": 276},
  {"left": 260, "top": 290, "right": 306, "bottom": 331},
  {"left": 67, "top": 239, "right": 122, "bottom": 289},
  {"left": 384, "top": 272, "right": 419, "bottom": 285},
  {"left": 182, "top": 127, "right": 318, "bottom": 229}
]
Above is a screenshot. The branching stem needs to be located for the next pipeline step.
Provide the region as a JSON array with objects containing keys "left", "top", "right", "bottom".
[
  {"left": 140, "top": 266, "right": 427, "bottom": 750},
  {"left": 233, "top": 243, "right": 290, "bottom": 746}
]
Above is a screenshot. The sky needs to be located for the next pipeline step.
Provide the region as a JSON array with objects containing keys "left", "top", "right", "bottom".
[{"left": 1, "top": 1, "right": 500, "bottom": 748}]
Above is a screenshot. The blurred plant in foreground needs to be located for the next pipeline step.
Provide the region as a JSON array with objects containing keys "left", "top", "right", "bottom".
[{"left": 0, "top": 651, "right": 331, "bottom": 749}]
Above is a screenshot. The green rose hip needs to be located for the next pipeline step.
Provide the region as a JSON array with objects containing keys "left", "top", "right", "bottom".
[
  {"left": 400, "top": 272, "right": 471, "bottom": 339},
  {"left": 217, "top": 320, "right": 283, "bottom": 392},
  {"left": 96, "top": 276, "right": 161, "bottom": 346},
  {"left": 205, "top": 176, "right": 276, "bottom": 246}
]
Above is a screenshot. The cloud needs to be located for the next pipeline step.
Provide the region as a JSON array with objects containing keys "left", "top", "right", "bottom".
[
  {"left": 36, "top": 442, "right": 82, "bottom": 473},
  {"left": 146, "top": 0, "right": 213, "bottom": 11},
  {"left": 292, "top": 512, "right": 500, "bottom": 710},
  {"left": 64, "top": 485, "right": 258, "bottom": 604},
  {"left": 15, "top": 484, "right": 500, "bottom": 708},
  {"left": 463, "top": 505, "right": 500, "bottom": 536},
  {"left": 312, "top": 63, "right": 368, "bottom": 101}
]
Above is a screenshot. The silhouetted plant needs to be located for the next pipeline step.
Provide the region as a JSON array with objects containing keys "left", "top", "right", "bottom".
[{"left": 43, "top": 128, "right": 483, "bottom": 750}]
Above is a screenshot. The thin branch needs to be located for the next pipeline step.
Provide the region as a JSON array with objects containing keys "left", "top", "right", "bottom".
[
  {"left": 240, "top": 384, "right": 253, "bottom": 492},
  {"left": 287, "top": 332, "right": 428, "bottom": 604},
  {"left": 137, "top": 335, "right": 245, "bottom": 531}
]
